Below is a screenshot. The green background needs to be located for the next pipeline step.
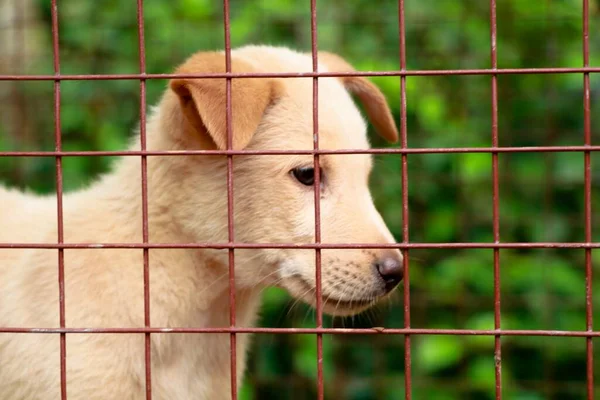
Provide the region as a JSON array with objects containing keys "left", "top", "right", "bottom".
[{"left": 1, "top": 0, "right": 600, "bottom": 399}]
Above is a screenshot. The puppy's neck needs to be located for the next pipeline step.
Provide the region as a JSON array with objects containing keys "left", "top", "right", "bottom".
[
  {"left": 88, "top": 94, "right": 264, "bottom": 328},
  {"left": 99, "top": 93, "right": 230, "bottom": 244}
]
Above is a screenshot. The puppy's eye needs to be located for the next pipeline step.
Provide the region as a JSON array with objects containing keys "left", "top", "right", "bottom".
[{"left": 292, "top": 167, "right": 320, "bottom": 186}]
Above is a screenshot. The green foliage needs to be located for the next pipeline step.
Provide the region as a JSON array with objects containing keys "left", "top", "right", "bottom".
[
  {"left": 2, "top": 0, "right": 600, "bottom": 398},
  {"left": 416, "top": 336, "right": 465, "bottom": 372}
]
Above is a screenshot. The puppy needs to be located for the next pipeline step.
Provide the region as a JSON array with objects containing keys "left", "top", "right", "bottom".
[{"left": 0, "top": 45, "right": 402, "bottom": 399}]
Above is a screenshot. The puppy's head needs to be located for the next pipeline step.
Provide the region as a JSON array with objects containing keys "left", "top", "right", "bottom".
[{"left": 169, "top": 46, "right": 402, "bottom": 316}]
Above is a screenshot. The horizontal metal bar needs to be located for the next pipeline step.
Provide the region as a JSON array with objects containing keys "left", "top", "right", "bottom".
[
  {"left": 1, "top": 146, "right": 599, "bottom": 158},
  {"left": 0, "top": 327, "right": 598, "bottom": 337},
  {"left": 1, "top": 67, "right": 600, "bottom": 81},
  {"left": 1, "top": 242, "right": 599, "bottom": 249}
]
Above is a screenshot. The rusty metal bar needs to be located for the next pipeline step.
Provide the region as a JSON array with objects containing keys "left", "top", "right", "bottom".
[
  {"left": 2, "top": 67, "right": 600, "bottom": 81},
  {"left": 309, "top": 0, "right": 324, "bottom": 398},
  {"left": 0, "top": 146, "right": 599, "bottom": 157},
  {"left": 50, "top": 0, "right": 67, "bottom": 398},
  {"left": 397, "top": 0, "right": 411, "bottom": 399},
  {"left": 489, "top": 0, "right": 502, "bottom": 399},
  {"left": 1, "top": 242, "right": 599, "bottom": 250},
  {"left": 135, "top": 0, "right": 152, "bottom": 397},
  {"left": 582, "top": 0, "right": 594, "bottom": 399},
  {"left": 222, "top": 0, "right": 238, "bottom": 398},
  {"left": 1, "top": 327, "right": 600, "bottom": 337}
]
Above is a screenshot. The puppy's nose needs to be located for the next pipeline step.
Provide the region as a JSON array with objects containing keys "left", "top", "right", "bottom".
[{"left": 374, "top": 256, "right": 403, "bottom": 292}]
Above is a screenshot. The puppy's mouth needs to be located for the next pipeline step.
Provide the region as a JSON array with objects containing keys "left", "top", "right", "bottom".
[{"left": 281, "top": 276, "right": 383, "bottom": 317}]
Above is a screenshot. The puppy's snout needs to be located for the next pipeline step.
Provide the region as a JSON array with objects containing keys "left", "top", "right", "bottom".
[{"left": 374, "top": 256, "right": 403, "bottom": 292}]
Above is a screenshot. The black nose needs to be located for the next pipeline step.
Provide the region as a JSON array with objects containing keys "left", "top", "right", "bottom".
[{"left": 375, "top": 256, "right": 403, "bottom": 292}]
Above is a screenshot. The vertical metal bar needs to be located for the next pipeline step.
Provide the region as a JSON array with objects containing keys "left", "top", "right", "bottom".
[
  {"left": 397, "top": 1, "right": 411, "bottom": 399},
  {"left": 489, "top": 1, "right": 502, "bottom": 399},
  {"left": 50, "top": 0, "right": 66, "bottom": 398},
  {"left": 222, "top": 0, "right": 237, "bottom": 398},
  {"left": 582, "top": 0, "right": 594, "bottom": 398},
  {"left": 135, "top": 0, "right": 151, "bottom": 398},
  {"left": 309, "top": 0, "right": 324, "bottom": 399}
]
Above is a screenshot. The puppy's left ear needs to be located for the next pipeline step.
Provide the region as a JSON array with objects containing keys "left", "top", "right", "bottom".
[
  {"left": 170, "top": 52, "right": 281, "bottom": 150},
  {"left": 318, "top": 52, "right": 399, "bottom": 143}
]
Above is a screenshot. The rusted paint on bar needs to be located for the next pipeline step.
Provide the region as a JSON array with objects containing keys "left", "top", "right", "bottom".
[
  {"left": 397, "top": 0, "right": 412, "bottom": 399},
  {"left": 135, "top": 0, "right": 152, "bottom": 397},
  {"left": 1, "top": 242, "right": 599, "bottom": 250},
  {"left": 50, "top": 0, "right": 67, "bottom": 398},
  {"left": 1, "top": 146, "right": 600, "bottom": 157},
  {"left": 1, "top": 327, "right": 600, "bottom": 337},
  {"left": 309, "top": 1, "right": 324, "bottom": 398},
  {"left": 222, "top": 1, "right": 238, "bottom": 398},
  {"left": 582, "top": 0, "right": 594, "bottom": 398},
  {"left": 489, "top": 0, "right": 502, "bottom": 398},
  {"left": 2, "top": 67, "right": 600, "bottom": 81}
]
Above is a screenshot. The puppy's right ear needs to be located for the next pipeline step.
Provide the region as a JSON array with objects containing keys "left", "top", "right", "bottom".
[{"left": 170, "top": 52, "right": 281, "bottom": 150}]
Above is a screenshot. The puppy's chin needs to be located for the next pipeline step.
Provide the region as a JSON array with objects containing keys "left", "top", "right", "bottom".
[{"left": 278, "top": 276, "right": 381, "bottom": 317}]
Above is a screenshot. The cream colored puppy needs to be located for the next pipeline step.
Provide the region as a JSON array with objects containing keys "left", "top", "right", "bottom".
[{"left": 0, "top": 46, "right": 402, "bottom": 399}]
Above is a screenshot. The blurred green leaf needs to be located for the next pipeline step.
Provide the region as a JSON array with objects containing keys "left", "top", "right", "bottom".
[{"left": 415, "top": 336, "right": 464, "bottom": 372}]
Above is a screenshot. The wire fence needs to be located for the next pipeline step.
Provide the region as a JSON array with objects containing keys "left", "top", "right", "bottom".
[{"left": 0, "top": 0, "right": 597, "bottom": 399}]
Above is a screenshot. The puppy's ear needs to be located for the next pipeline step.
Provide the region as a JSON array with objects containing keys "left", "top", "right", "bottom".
[
  {"left": 318, "top": 52, "right": 399, "bottom": 143},
  {"left": 170, "top": 52, "right": 280, "bottom": 150}
]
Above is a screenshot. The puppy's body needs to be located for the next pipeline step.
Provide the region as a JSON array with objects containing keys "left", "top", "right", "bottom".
[
  {"left": 0, "top": 122, "right": 259, "bottom": 399},
  {"left": 0, "top": 46, "right": 401, "bottom": 399}
]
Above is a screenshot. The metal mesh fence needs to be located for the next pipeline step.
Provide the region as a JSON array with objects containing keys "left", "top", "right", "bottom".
[{"left": 0, "top": 0, "right": 598, "bottom": 399}]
